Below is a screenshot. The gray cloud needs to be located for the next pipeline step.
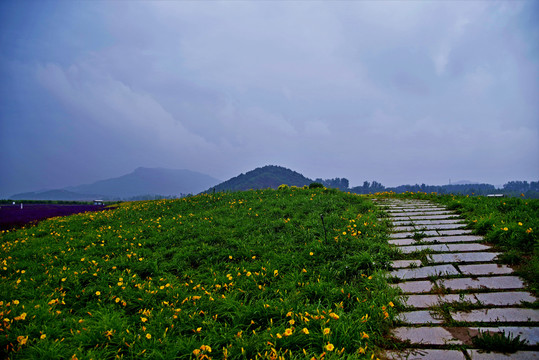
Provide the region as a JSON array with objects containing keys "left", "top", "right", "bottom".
[{"left": 1, "top": 1, "right": 537, "bottom": 197}]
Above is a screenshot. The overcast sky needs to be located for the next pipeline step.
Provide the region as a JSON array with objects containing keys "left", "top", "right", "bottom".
[{"left": 1, "top": 1, "right": 538, "bottom": 197}]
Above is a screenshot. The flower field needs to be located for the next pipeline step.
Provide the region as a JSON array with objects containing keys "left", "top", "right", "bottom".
[{"left": 0, "top": 187, "right": 397, "bottom": 359}]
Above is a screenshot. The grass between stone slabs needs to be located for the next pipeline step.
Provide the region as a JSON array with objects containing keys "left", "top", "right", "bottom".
[
  {"left": 377, "top": 192, "right": 539, "bottom": 294},
  {"left": 0, "top": 187, "right": 399, "bottom": 360}
]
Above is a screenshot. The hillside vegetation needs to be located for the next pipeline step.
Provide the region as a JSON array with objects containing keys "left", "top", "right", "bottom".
[
  {"left": 208, "top": 166, "right": 313, "bottom": 192},
  {"left": 0, "top": 187, "right": 397, "bottom": 359}
]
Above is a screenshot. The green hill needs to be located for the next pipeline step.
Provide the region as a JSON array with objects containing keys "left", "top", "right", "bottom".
[
  {"left": 208, "top": 165, "right": 313, "bottom": 192},
  {"left": 0, "top": 187, "right": 396, "bottom": 359}
]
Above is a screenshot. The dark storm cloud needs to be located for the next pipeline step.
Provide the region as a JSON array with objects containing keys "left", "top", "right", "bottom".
[{"left": 1, "top": 1, "right": 537, "bottom": 197}]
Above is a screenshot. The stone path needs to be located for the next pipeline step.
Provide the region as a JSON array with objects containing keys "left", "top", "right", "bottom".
[{"left": 375, "top": 199, "right": 539, "bottom": 360}]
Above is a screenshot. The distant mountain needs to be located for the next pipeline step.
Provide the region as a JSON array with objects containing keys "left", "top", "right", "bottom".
[
  {"left": 10, "top": 167, "right": 221, "bottom": 200},
  {"left": 10, "top": 189, "right": 101, "bottom": 201},
  {"left": 66, "top": 167, "right": 221, "bottom": 198},
  {"left": 207, "top": 165, "right": 313, "bottom": 192}
]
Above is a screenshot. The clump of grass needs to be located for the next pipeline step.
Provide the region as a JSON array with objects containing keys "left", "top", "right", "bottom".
[{"left": 472, "top": 331, "right": 528, "bottom": 353}]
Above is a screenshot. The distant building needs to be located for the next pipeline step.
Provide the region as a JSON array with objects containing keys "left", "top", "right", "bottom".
[{"left": 93, "top": 200, "right": 104, "bottom": 205}]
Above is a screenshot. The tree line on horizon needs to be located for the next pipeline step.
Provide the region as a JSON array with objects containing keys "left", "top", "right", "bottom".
[{"left": 317, "top": 178, "right": 539, "bottom": 198}]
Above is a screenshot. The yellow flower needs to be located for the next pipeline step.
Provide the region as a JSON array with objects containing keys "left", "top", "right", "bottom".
[
  {"left": 276, "top": 333, "right": 282, "bottom": 339},
  {"left": 309, "top": 252, "right": 314, "bottom": 256},
  {"left": 361, "top": 331, "right": 369, "bottom": 339},
  {"left": 274, "top": 270, "right": 279, "bottom": 277},
  {"left": 17, "top": 335, "right": 28, "bottom": 346},
  {"left": 323, "top": 328, "right": 331, "bottom": 335},
  {"left": 200, "top": 345, "right": 212, "bottom": 352},
  {"left": 145, "top": 333, "right": 151, "bottom": 339},
  {"left": 246, "top": 272, "right": 252, "bottom": 277},
  {"left": 193, "top": 349, "right": 201, "bottom": 356},
  {"left": 40, "top": 334, "right": 46, "bottom": 340},
  {"left": 141, "top": 317, "right": 147, "bottom": 322},
  {"left": 13, "top": 300, "right": 19, "bottom": 305},
  {"left": 289, "top": 319, "right": 295, "bottom": 325},
  {"left": 284, "top": 328, "right": 293, "bottom": 337},
  {"left": 302, "top": 328, "right": 309, "bottom": 335},
  {"left": 95, "top": 291, "right": 101, "bottom": 296},
  {"left": 518, "top": 222, "right": 523, "bottom": 226},
  {"left": 329, "top": 313, "right": 339, "bottom": 320},
  {"left": 326, "top": 343, "right": 335, "bottom": 351},
  {"left": 388, "top": 301, "right": 394, "bottom": 307}
]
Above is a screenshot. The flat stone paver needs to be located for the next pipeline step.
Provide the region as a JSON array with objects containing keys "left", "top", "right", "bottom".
[
  {"left": 468, "top": 326, "right": 539, "bottom": 346},
  {"left": 474, "top": 292, "right": 536, "bottom": 306},
  {"left": 390, "top": 264, "right": 459, "bottom": 280},
  {"left": 468, "top": 350, "right": 539, "bottom": 359},
  {"left": 395, "top": 214, "right": 458, "bottom": 220},
  {"left": 382, "top": 349, "right": 466, "bottom": 360},
  {"left": 439, "top": 276, "right": 525, "bottom": 291},
  {"left": 437, "top": 229, "right": 473, "bottom": 236},
  {"left": 392, "top": 327, "right": 463, "bottom": 345},
  {"left": 390, "top": 230, "right": 439, "bottom": 239},
  {"left": 459, "top": 263, "right": 513, "bottom": 275},
  {"left": 391, "top": 259, "right": 422, "bottom": 269},
  {"left": 420, "top": 235, "right": 484, "bottom": 243},
  {"left": 451, "top": 308, "right": 539, "bottom": 323},
  {"left": 397, "top": 310, "right": 444, "bottom": 324},
  {"left": 390, "top": 211, "right": 455, "bottom": 217},
  {"left": 398, "top": 244, "right": 452, "bottom": 253},
  {"left": 392, "top": 280, "right": 434, "bottom": 294},
  {"left": 429, "top": 252, "right": 500, "bottom": 264},
  {"left": 392, "top": 219, "right": 464, "bottom": 225},
  {"left": 404, "top": 294, "right": 477, "bottom": 309},
  {"left": 393, "top": 224, "right": 465, "bottom": 232},
  {"left": 398, "top": 243, "right": 490, "bottom": 254},
  {"left": 389, "top": 239, "right": 418, "bottom": 246}
]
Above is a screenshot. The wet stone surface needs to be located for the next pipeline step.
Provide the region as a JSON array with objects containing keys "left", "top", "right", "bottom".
[
  {"left": 390, "top": 264, "right": 459, "bottom": 280},
  {"left": 438, "top": 276, "right": 525, "bottom": 291},
  {"left": 458, "top": 263, "right": 513, "bottom": 275},
  {"left": 451, "top": 308, "right": 539, "bottom": 323},
  {"left": 428, "top": 252, "right": 500, "bottom": 263}
]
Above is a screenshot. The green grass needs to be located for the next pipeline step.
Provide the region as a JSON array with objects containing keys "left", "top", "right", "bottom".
[
  {"left": 472, "top": 331, "right": 528, "bottom": 353},
  {"left": 0, "top": 187, "right": 398, "bottom": 360}
]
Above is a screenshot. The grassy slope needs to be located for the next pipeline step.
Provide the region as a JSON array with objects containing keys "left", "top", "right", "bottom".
[{"left": 0, "top": 187, "right": 397, "bottom": 360}]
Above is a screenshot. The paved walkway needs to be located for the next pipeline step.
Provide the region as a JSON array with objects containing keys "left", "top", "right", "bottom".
[{"left": 375, "top": 198, "right": 538, "bottom": 360}]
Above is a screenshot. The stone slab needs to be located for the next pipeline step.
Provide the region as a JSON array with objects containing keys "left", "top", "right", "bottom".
[
  {"left": 382, "top": 349, "right": 466, "bottom": 360},
  {"left": 390, "top": 211, "right": 454, "bottom": 217},
  {"left": 397, "top": 243, "right": 490, "bottom": 253},
  {"left": 459, "top": 263, "right": 513, "bottom": 275},
  {"left": 474, "top": 292, "right": 536, "bottom": 306},
  {"left": 391, "top": 260, "right": 422, "bottom": 269},
  {"left": 390, "top": 264, "right": 459, "bottom": 280},
  {"left": 391, "top": 327, "right": 463, "bottom": 345},
  {"left": 404, "top": 294, "right": 477, "bottom": 309},
  {"left": 468, "top": 350, "right": 538, "bottom": 359},
  {"left": 392, "top": 280, "right": 434, "bottom": 294},
  {"left": 429, "top": 252, "right": 500, "bottom": 264},
  {"left": 446, "top": 243, "right": 491, "bottom": 252},
  {"left": 398, "top": 244, "right": 451, "bottom": 253},
  {"left": 390, "top": 230, "right": 439, "bottom": 239},
  {"left": 392, "top": 219, "right": 465, "bottom": 225},
  {"left": 389, "top": 235, "right": 484, "bottom": 245},
  {"left": 392, "top": 214, "right": 458, "bottom": 220},
  {"left": 392, "top": 224, "right": 465, "bottom": 232},
  {"left": 396, "top": 310, "right": 444, "bottom": 324},
  {"left": 437, "top": 229, "right": 473, "bottom": 236},
  {"left": 439, "top": 276, "right": 525, "bottom": 291},
  {"left": 389, "top": 239, "right": 417, "bottom": 246},
  {"left": 468, "top": 326, "right": 539, "bottom": 346},
  {"left": 451, "top": 308, "right": 539, "bottom": 323}
]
